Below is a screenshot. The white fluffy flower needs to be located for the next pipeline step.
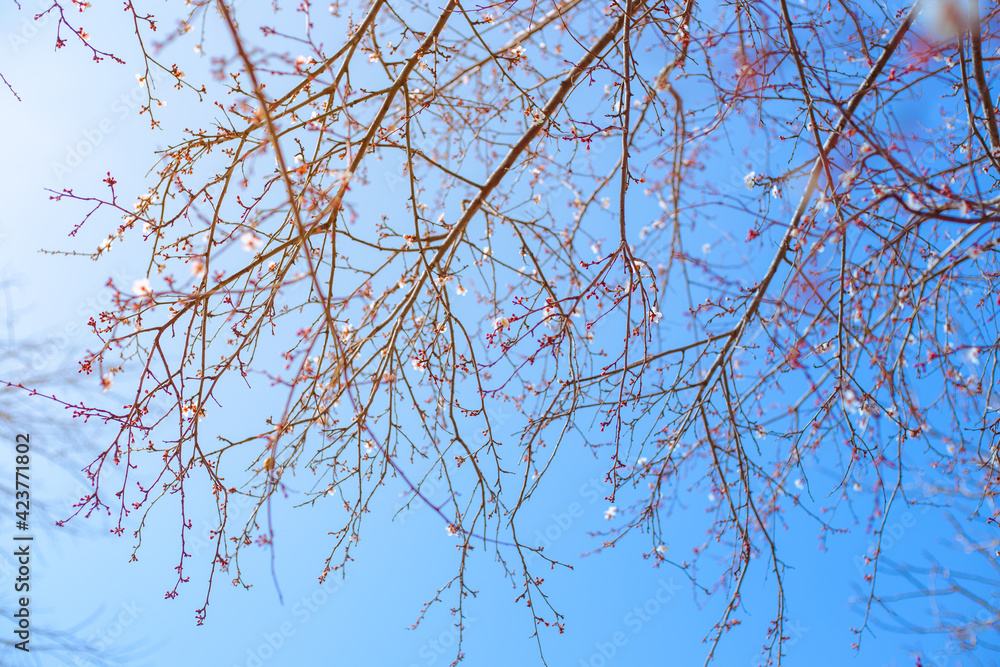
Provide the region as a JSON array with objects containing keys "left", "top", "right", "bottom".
[
  {"left": 814, "top": 192, "right": 831, "bottom": 213},
  {"left": 189, "top": 259, "right": 205, "bottom": 278},
  {"left": 838, "top": 167, "right": 858, "bottom": 188},
  {"left": 241, "top": 232, "right": 264, "bottom": 253},
  {"left": 132, "top": 278, "right": 152, "bottom": 295}
]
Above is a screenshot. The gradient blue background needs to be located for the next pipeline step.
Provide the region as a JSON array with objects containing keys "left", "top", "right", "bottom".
[{"left": 0, "top": 1, "right": 991, "bottom": 666}]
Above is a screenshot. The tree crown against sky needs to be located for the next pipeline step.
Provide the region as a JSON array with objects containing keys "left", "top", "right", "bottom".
[{"left": 7, "top": 0, "right": 1000, "bottom": 663}]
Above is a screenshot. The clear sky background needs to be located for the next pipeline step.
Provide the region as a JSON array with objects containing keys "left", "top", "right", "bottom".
[{"left": 0, "top": 1, "right": 994, "bottom": 666}]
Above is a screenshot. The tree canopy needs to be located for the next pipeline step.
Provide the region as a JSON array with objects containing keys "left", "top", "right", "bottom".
[{"left": 7, "top": 0, "right": 1000, "bottom": 663}]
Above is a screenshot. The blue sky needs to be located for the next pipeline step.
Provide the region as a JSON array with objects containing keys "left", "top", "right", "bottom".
[{"left": 0, "top": 1, "right": 995, "bottom": 666}]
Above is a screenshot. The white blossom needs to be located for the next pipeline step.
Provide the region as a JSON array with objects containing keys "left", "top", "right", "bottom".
[
  {"left": 241, "top": 232, "right": 264, "bottom": 253},
  {"left": 189, "top": 259, "right": 205, "bottom": 278},
  {"left": 838, "top": 167, "right": 858, "bottom": 188},
  {"left": 814, "top": 192, "right": 831, "bottom": 213},
  {"left": 132, "top": 278, "right": 152, "bottom": 295}
]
